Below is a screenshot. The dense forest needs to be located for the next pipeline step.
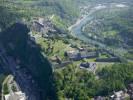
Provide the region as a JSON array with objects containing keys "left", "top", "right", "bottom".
[
  {"left": 54, "top": 63, "right": 133, "bottom": 99},
  {"left": 83, "top": 6, "right": 133, "bottom": 47},
  {"left": 4, "top": 0, "right": 79, "bottom": 27},
  {"left": 82, "top": 4, "right": 133, "bottom": 60},
  {"left": 0, "top": 1, "right": 20, "bottom": 30}
]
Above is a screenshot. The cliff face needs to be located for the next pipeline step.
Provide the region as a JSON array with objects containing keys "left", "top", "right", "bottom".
[{"left": 0, "top": 23, "right": 57, "bottom": 99}]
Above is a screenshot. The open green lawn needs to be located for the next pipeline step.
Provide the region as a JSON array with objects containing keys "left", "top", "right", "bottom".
[
  {"left": 36, "top": 37, "right": 76, "bottom": 59},
  {"left": 99, "top": 53, "right": 110, "bottom": 58},
  {"left": 102, "top": 30, "right": 118, "bottom": 37}
]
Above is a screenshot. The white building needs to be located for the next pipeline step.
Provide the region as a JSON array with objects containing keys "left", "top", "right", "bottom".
[
  {"left": 110, "top": 91, "right": 128, "bottom": 100},
  {"left": 4, "top": 91, "right": 26, "bottom": 100}
]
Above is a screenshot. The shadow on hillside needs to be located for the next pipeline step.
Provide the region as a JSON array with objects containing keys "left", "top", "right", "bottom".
[{"left": 0, "top": 23, "right": 57, "bottom": 100}]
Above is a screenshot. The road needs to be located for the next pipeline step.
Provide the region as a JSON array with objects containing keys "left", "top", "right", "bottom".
[
  {"left": 69, "top": 4, "right": 107, "bottom": 48},
  {"left": 69, "top": 3, "right": 129, "bottom": 61}
]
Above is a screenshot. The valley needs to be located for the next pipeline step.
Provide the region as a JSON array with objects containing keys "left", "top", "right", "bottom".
[
  {"left": 0, "top": 0, "right": 133, "bottom": 100},
  {"left": 70, "top": 2, "right": 133, "bottom": 62}
]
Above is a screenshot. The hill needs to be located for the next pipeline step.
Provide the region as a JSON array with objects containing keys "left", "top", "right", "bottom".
[
  {"left": 0, "top": 23, "right": 57, "bottom": 99},
  {"left": 82, "top": 4, "right": 133, "bottom": 60},
  {"left": 5, "top": 0, "right": 79, "bottom": 26}
]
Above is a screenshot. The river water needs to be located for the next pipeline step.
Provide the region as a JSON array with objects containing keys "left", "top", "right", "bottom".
[
  {"left": 69, "top": 4, "right": 107, "bottom": 48},
  {"left": 69, "top": 3, "right": 128, "bottom": 50}
]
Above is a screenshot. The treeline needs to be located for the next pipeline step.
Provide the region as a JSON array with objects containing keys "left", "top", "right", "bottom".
[
  {"left": 0, "top": 1, "right": 20, "bottom": 30},
  {"left": 83, "top": 6, "right": 133, "bottom": 47},
  {"left": 6, "top": 0, "right": 79, "bottom": 26},
  {"left": 54, "top": 63, "right": 133, "bottom": 99}
]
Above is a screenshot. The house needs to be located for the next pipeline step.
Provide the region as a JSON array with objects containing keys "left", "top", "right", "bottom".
[
  {"left": 127, "top": 83, "right": 133, "bottom": 99},
  {"left": 55, "top": 56, "right": 62, "bottom": 64},
  {"left": 50, "top": 56, "right": 62, "bottom": 64},
  {"left": 80, "top": 51, "right": 98, "bottom": 59},
  {"left": 68, "top": 52, "right": 81, "bottom": 61},
  {"left": 64, "top": 50, "right": 80, "bottom": 60},
  {"left": 110, "top": 91, "right": 129, "bottom": 100},
  {"left": 77, "top": 47, "right": 85, "bottom": 51},
  {"left": 94, "top": 96, "right": 106, "bottom": 100},
  {"left": 32, "top": 20, "right": 44, "bottom": 33},
  {"left": 80, "top": 62, "right": 97, "bottom": 72},
  {"left": 32, "top": 17, "right": 56, "bottom": 36},
  {"left": 66, "top": 51, "right": 98, "bottom": 61},
  {"left": 4, "top": 91, "right": 26, "bottom": 100},
  {"left": 96, "top": 57, "right": 120, "bottom": 62}
]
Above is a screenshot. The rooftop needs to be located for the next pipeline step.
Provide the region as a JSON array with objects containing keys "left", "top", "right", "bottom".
[{"left": 4, "top": 91, "right": 26, "bottom": 100}]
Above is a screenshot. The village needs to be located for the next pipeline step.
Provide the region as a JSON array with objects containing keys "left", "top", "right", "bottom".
[
  {"left": 1, "top": 0, "right": 133, "bottom": 99},
  {"left": 29, "top": 17, "right": 121, "bottom": 73},
  {"left": 25, "top": 17, "right": 132, "bottom": 99},
  {"left": 2, "top": 75, "right": 26, "bottom": 100}
]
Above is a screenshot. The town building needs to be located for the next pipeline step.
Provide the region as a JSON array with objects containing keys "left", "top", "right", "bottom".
[
  {"left": 65, "top": 51, "right": 98, "bottom": 61},
  {"left": 110, "top": 91, "right": 129, "bottom": 100},
  {"left": 94, "top": 96, "right": 106, "bottom": 100},
  {"left": 127, "top": 83, "right": 133, "bottom": 99},
  {"left": 4, "top": 91, "right": 26, "bottom": 100},
  {"left": 31, "top": 17, "right": 56, "bottom": 36},
  {"left": 96, "top": 57, "right": 120, "bottom": 62},
  {"left": 80, "top": 62, "right": 97, "bottom": 73}
]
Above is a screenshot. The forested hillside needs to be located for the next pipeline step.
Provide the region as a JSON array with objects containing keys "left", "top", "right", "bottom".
[
  {"left": 83, "top": 7, "right": 133, "bottom": 46},
  {"left": 54, "top": 63, "right": 133, "bottom": 99},
  {"left": 5, "top": 0, "right": 79, "bottom": 26},
  {"left": 0, "top": 0, "right": 133, "bottom": 100},
  {"left": 82, "top": 3, "right": 133, "bottom": 60},
  {"left": 0, "top": 1, "right": 20, "bottom": 30}
]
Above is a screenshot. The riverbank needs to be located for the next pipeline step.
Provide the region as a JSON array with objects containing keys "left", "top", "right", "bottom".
[{"left": 69, "top": 2, "right": 130, "bottom": 62}]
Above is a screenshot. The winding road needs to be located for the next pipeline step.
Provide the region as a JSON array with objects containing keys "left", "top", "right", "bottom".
[
  {"left": 69, "top": 3, "right": 129, "bottom": 60},
  {"left": 69, "top": 4, "right": 107, "bottom": 48}
]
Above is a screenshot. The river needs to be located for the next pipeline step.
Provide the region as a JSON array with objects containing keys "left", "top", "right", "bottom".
[
  {"left": 69, "top": 3, "right": 129, "bottom": 60},
  {"left": 69, "top": 4, "right": 108, "bottom": 48},
  {"left": 69, "top": 3, "right": 128, "bottom": 49}
]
